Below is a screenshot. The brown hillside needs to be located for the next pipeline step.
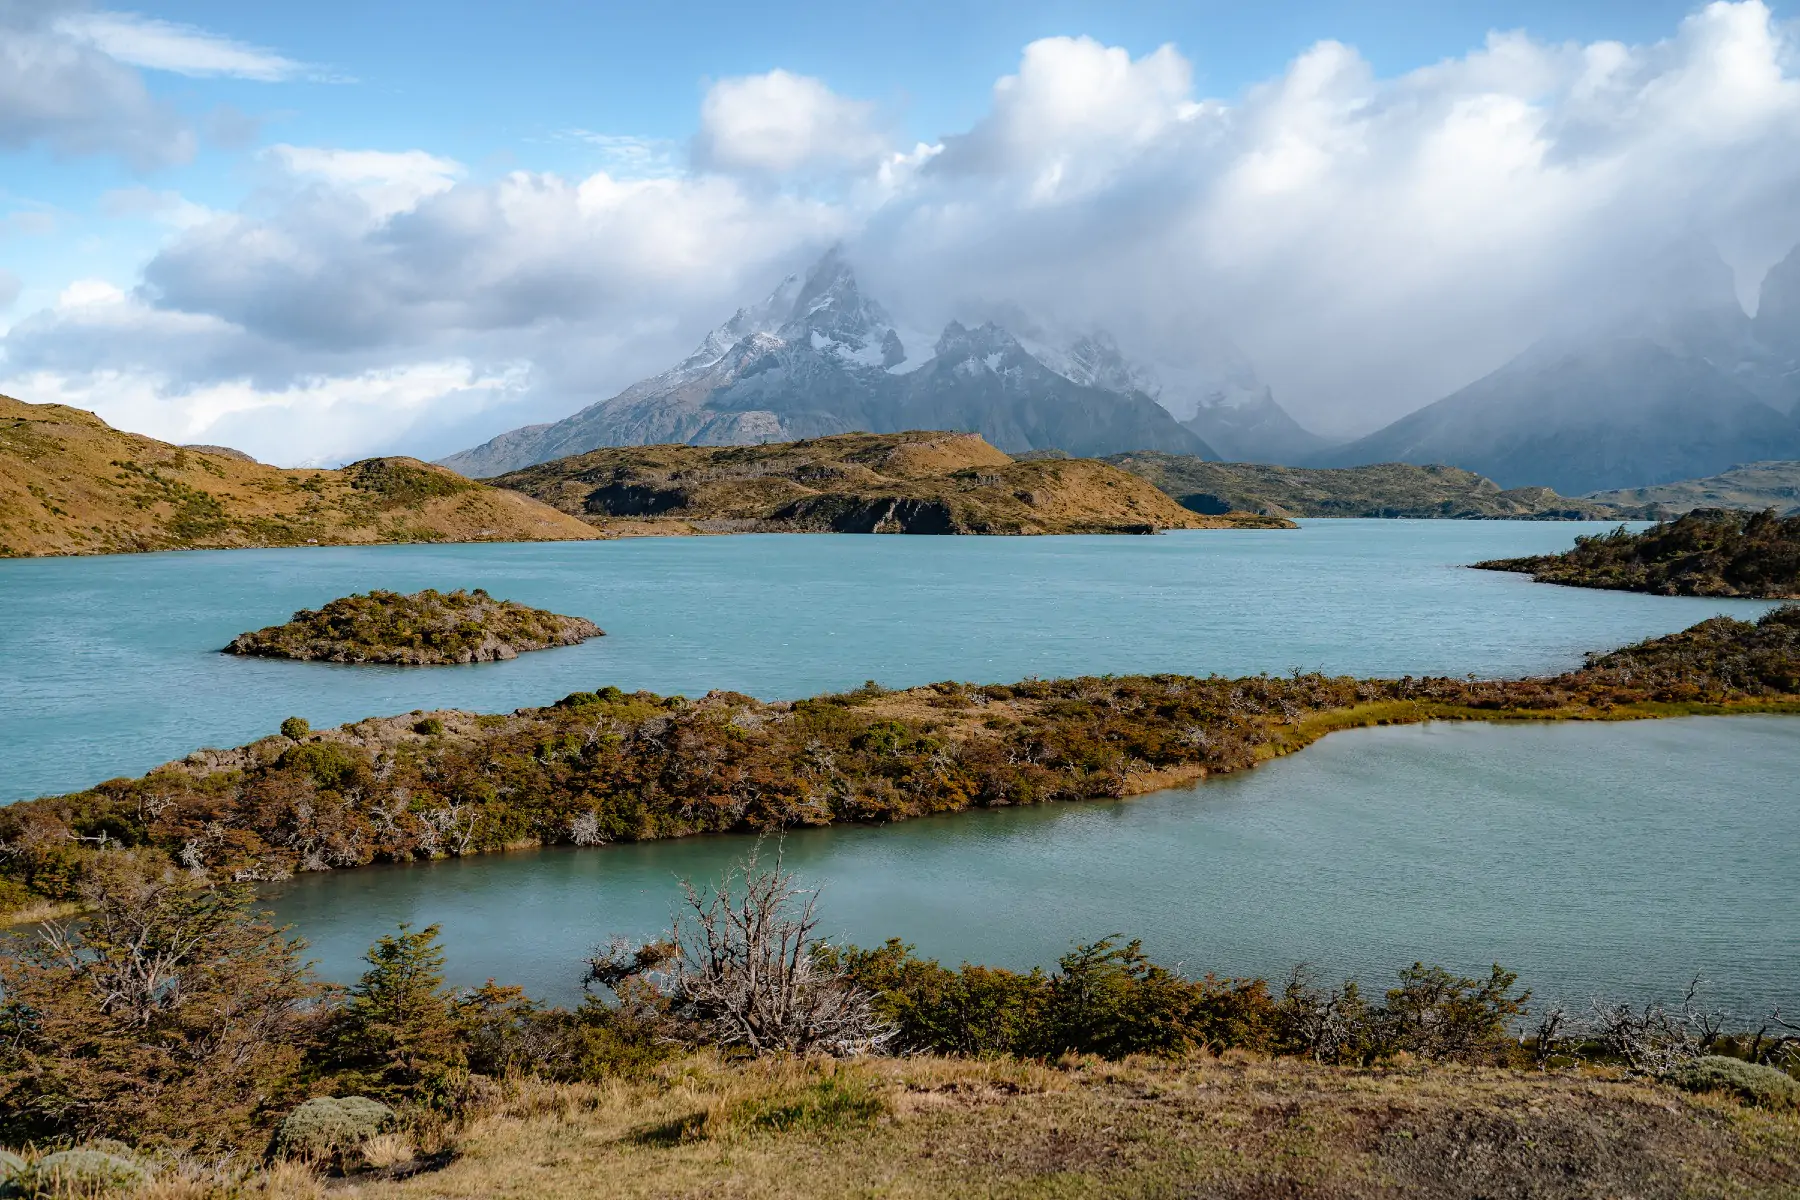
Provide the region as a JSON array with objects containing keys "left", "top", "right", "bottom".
[
  {"left": 0, "top": 394, "right": 599, "bottom": 557},
  {"left": 489, "top": 431, "right": 1292, "bottom": 535}
]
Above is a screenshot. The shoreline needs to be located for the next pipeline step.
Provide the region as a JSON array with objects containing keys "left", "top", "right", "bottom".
[
  {"left": 10, "top": 702, "right": 1795, "bottom": 932},
  {"left": 4, "top": 602, "right": 1795, "bottom": 922}
]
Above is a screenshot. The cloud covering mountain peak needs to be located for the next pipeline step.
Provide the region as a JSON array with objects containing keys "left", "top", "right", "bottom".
[{"left": 4, "top": 3, "right": 1800, "bottom": 465}]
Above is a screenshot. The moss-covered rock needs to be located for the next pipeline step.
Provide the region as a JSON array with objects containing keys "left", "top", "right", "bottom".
[
  {"left": 273, "top": 1096, "right": 396, "bottom": 1161},
  {"left": 1668, "top": 1055, "right": 1800, "bottom": 1109}
]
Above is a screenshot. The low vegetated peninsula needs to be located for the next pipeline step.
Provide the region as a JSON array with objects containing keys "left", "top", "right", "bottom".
[
  {"left": 0, "top": 394, "right": 600, "bottom": 557},
  {"left": 487, "top": 431, "right": 1294, "bottom": 535},
  {"left": 1104, "top": 454, "right": 1662, "bottom": 520},
  {"left": 224, "top": 588, "right": 603, "bottom": 665},
  {"left": 5, "top": 605, "right": 1796, "bottom": 916},
  {"left": 1475, "top": 509, "right": 1800, "bottom": 598}
]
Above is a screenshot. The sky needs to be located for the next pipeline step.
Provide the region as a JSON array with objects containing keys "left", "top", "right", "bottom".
[{"left": 2, "top": 0, "right": 1798, "bottom": 463}]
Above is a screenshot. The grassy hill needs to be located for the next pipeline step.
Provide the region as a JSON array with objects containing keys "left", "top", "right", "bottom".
[
  {"left": 1104, "top": 454, "right": 1658, "bottom": 520},
  {"left": 1475, "top": 509, "right": 1800, "bottom": 598},
  {"left": 487, "top": 431, "right": 1291, "bottom": 535},
  {"left": 0, "top": 395, "right": 600, "bottom": 557},
  {"left": 1585, "top": 460, "right": 1800, "bottom": 516}
]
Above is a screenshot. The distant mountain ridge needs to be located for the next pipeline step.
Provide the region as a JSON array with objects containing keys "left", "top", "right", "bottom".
[
  {"left": 1312, "top": 245, "right": 1800, "bottom": 493},
  {"left": 1104, "top": 454, "right": 1659, "bottom": 520},
  {"left": 1583, "top": 460, "right": 1800, "bottom": 516},
  {"left": 442, "top": 250, "right": 1268, "bottom": 476}
]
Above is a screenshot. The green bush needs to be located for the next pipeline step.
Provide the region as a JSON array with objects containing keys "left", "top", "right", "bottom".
[
  {"left": 279, "top": 716, "right": 310, "bottom": 740},
  {"left": 413, "top": 717, "right": 444, "bottom": 735},
  {"left": 272, "top": 1096, "right": 395, "bottom": 1161},
  {"left": 1669, "top": 1056, "right": 1800, "bottom": 1109},
  {"left": 12, "top": 1148, "right": 149, "bottom": 1196}
]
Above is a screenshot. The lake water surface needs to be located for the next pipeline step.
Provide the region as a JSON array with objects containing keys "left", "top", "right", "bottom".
[
  {"left": 4, "top": 522, "right": 1793, "bottom": 1013},
  {"left": 266, "top": 716, "right": 1800, "bottom": 1015},
  {"left": 0, "top": 520, "right": 1775, "bottom": 802}
]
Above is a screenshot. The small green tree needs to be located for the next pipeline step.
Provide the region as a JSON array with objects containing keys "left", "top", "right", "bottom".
[
  {"left": 321, "top": 924, "right": 467, "bottom": 1101},
  {"left": 1376, "top": 963, "right": 1529, "bottom": 1062},
  {"left": 280, "top": 716, "right": 310, "bottom": 740}
]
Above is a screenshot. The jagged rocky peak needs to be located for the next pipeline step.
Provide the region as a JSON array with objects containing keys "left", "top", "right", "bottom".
[
  {"left": 683, "top": 271, "right": 805, "bottom": 369},
  {"left": 777, "top": 245, "right": 899, "bottom": 354},
  {"left": 1057, "top": 330, "right": 1157, "bottom": 395},
  {"left": 934, "top": 320, "right": 1023, "bottom": 362}
]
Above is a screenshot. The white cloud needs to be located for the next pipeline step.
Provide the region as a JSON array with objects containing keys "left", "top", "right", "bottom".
[
  {"left": 4, "top": 359, "right": 529, "bottom": 466},
  {"left": 696, "top": 69, "right": 890, "bottom": 172},
  {"left": 558, "top": 131, "right": 681, "bottom": 178},
  {"left": 3, "top": 210, "right": 59, "bottom": 236},
  {"left": 935, "top": 37, "right": 1205, "bottom": 200},
  {"left": 99, "top": 186, "right": 214, "bottom": 228},
  {"left": 5, "top": 2, "right": 1800, "bottom": 457},
  {"left": 0, "top": 4, "right": 194, "bottom": 168},
  {"left": 265, "top": 144, "right": 466, "bottom": 217},
  {"left": 0, "top": 269, "right": 19, "bottom": 312},
  {"left": 53, "top": 10, "right": 309, "bottom": 82}
]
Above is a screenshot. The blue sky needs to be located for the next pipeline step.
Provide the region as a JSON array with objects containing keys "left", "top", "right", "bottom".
[{"left": 4, "top": 1, "right": 1799, "bottom": 462}]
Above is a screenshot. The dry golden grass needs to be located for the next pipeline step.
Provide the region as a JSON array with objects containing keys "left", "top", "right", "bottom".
[
  {"left": 334, "top": 1053, "right": 1800, "bottom": 1200},
  {"left": 0, "top": 394, "right": 599, "bottom": 557}
]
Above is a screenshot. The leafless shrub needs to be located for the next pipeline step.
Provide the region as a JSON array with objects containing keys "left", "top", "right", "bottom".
[
  {"left": 592, "top": 844, "right": 892, "bottom": 1057},
  {"left": 1587, "top": 975, "right": 1730, "bottom": 1074},
  {"left": 1277, "top": 965, "right": 1370, "bottom": 1063},
  {"left": 568, "top": 812, "right": 605, "bottom": 846}
]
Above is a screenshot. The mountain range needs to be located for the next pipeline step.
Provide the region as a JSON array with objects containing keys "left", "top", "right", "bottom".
[
  {"left": 441, "top": 250, "right": 1325, "bottom": 477},
  {"left": 1311, "top": 247, "right": 1800, "bottom": 493},
  {"left": 445, "top": 244, "right": 1800, "bottom": 495}
]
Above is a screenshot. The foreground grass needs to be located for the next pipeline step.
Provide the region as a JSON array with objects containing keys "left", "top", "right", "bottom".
[{"left": 295, "top": 1054, "right": 1800, "bottom": 1200}]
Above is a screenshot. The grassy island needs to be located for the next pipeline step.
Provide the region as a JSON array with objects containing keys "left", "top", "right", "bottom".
[
  {"left": 1475, "top": 509, "right": 1800, "bottom": 598},
  {"left": 5, "top": 605, "right": 1796, "bottom": 917},
  {"left": 223, "top": 589, "right": 603, "bottom": 665}
]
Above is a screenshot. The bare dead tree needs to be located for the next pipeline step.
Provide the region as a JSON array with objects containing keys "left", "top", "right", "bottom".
[
  {"left": 1528, "top": 1004, "right": 1570, "bottom": 1069},
  {"left": 1277, "top": 965, "right": 1369, "bottom": 1063},
  {"left": 1587, "top": 975, "right": 1731, "bottom": 1074},
  {"left": 593, "top": 842, "right": 892, "bottom": 1057}
]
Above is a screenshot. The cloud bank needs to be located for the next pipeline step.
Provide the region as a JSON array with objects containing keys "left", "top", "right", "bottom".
[{"left": 5, "top": 2, "right": 1800, "bottom": 462}]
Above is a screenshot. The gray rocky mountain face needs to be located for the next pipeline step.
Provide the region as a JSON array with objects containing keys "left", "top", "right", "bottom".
[
  {"left": 1013, "top": 318, "right": 1331, "bottom": 464},
  {"left": 441, "top": 250, "right": 1213, "bottom": 476},
  {"left": 1312, "top": 336, "right": 1800, "bottom": 495},
  {"left": 1312, "top": 244, "right": 1800, "bottom": 493}
]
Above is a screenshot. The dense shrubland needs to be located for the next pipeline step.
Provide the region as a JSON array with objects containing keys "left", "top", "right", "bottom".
[
  {"left": 2, "top": 847, "right": 1796, "bottom": 1197},
  {"left": 3, "top": 607, "right": 1798, "bottom": 920},
  {"left": 1477, "top": 508, "right": 1800, "bottom": 597}
]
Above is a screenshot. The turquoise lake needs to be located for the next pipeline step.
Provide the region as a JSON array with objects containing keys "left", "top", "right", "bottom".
[
  {"left": 0, "top": 520, "right": 1775, "bottom": 803},
  {"left": 2, "top": 521, "right": 1794, "bottom": 1012},
  {"left": 266, "top": 716, "right": 1800, "bottom": 1015}
]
